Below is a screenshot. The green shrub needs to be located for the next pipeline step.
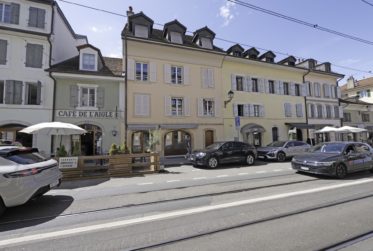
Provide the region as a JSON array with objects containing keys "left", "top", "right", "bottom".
[
  {"left": 56, "top": 145, "right": 67, "bottom": 157},
  {"left": 109, "top": 143, "right": 119, "bottom": 156}
]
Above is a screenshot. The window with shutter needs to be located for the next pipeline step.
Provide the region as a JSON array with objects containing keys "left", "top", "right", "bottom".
[
  {"left": 0, "top": 39, "right": 7, "bottom": 65},
  {"left": 268, "top": 80, "right": 275, "bottom": 94},
  {"left": 171, "top": 66, "right": 183, "bottom": 84},
  {"left": 78, "top": 85, "right": 97, "bottom": 108},
  {"left": 334, "top": 106, "right": 339, "bottom": 119},
  {"left": 202, "top": 98, "right": 214, "bottom": 116},
  {"left": 134, "top": 24, "right": 149, "bottom": 38},
  {"left": 0, "top": 3, "right": 11, "bottom": 23},
  {"left": 97, "top": 87, "right": 105, "bottom": 109},
  {"left": 0, "top": 80, "right": 4, "bottom": 104},
  {"left": 82, "top": 53, "right": 96, "bottom": 71},
  {"left": 253, "top": 105, "right": 260, "bottom": 117},
  {"left": 171, "top": 97, "right": 184, "bottom": 116},
  {"left": 135, "top": 94, "right": 150, "bottom": 116},
  {"left": 135, "top": 62, "right": 148, "bottom": 81},
  {"left": 10, "top": 3, "right": 19, "bottom": 24},
  {"left": 169, "top": 31, "right": 182, "bottom": 44},
  {"left": 200, "top": 37, "right": 213, "bottom": 49},
  {"left": 26, "top": 43, "right": 43, "bottom": 68},
  {"left": 25, "top": 82, "right": 39, "bottom": 105}
]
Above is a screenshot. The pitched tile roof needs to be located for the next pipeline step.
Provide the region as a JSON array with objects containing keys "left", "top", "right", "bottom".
[{"left": 47, "top": 56, "right": 123, "bottom": 77}]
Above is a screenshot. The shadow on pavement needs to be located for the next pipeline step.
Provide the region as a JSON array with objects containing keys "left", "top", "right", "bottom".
[
  {"left": 295, "top": 170, "right": 373, "bottom": 180},
  {"left": 56, "top": 177, "right": 110, "bottom": 189},
  {"left": 0, "top": 195, "right": 73, "bottom": 232}
]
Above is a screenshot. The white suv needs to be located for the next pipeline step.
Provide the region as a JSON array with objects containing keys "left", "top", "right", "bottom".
[{"left": 0, "top": 146, "right": 62, "bottom": 215}]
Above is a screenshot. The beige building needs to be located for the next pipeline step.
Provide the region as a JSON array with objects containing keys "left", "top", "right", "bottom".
[
  {"left": 223, "top": 45, "right": 308, "bottom": 147},
  {"left": 299, "top": 59, "right": 344, "bottom": 143},
  {"left": 341, "top": 76, "right": 373, "bottom": 103},
  {"left": 122, "top": 10, "right": 225, "bottom": 156}
]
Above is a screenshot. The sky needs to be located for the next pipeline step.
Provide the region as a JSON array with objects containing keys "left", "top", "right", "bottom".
[{"left": 57, "top": 0, "right": 373, "bottom": 84}]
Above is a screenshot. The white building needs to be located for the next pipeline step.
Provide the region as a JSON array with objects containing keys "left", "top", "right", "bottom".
[{"left": 0, "top": 0, "right": 86, "bottom": 155}]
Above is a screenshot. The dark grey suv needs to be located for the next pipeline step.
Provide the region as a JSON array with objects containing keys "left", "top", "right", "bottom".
[{"left": 188, "top": 141, "right": 257, "bottom": 168}]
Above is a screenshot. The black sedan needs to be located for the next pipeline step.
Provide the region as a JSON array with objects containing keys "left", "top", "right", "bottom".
[
  {"left": 291, "top": 142, "right": 373, "bottom": 178},
  {"left": 188, "top": 141, "right": 257, "bottom": 168}
]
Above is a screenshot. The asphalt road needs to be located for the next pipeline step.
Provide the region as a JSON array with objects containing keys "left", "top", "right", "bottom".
[{"left": 1, "top": 160, "right": 373, "bottom": 251}]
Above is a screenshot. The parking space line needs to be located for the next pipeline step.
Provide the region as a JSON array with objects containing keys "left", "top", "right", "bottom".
[
  {"left": 273, "top": 169, "right": 282, "bottom": 172},
  {"left": 166, "top": 180, "right": 181, "bottom": 183},
  {"left": 256, "top": 171, "right": 267, "bottom": 174},
  {"left": 138, "top": 182, "right": 154, "bottom": 186},
  {"left": 238, "top": 173, "right": 248, "bottom": 176},
  {"left": 193, "top": 177, "right": 207, "bottom": 180},
  {"left": 217, "top": 175, "right": 229, "bottom": 178}
]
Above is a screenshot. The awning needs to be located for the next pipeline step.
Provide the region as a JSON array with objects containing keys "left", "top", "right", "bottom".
[
  {"left": 285, "top": 123, "right": 334, "bottom": 129},
  {"left": 127, "top": 124, "right": 159, "bottom": 131},
  {"left": 160, "top": 124, "right": 198, "bottom": 129},
  {"left": 240, "top": 123, "right": 265, "bottom": 134}
]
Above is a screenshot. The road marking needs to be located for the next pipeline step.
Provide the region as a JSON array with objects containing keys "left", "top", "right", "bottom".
[
  {"left": 166, "top": 180, "right": 181, "bottom": 183},
  {"left": 193, "top": 177, "right": 207, "bottom": 180},
  {"left": 217, "top": 175, "right": 229, "bottom": 178},
  {"left": 238, "top": 173, "right": 248, "bottom": 176},
  {"left": 273, "top": 169, "right": 282, "bottom": 172},
  {"left": 138, "top": 182, "right": 154, "bottom": 186},
  {"left": 191, "top": 169, "right": 201, "bottom": 172},
  {"left": 2, "top": 178, "right": 373, "bottom": 247},
  {"left": 256, "top": 171, "right": 267, "bottom": 174}
]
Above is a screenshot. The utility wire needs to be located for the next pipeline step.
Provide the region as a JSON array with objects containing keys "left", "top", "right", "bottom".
[
  {"left": 228, "top": 0, "right": 373, "bottom": 46},
  {"left": 361, "top": 0, "right": 373, "bottom": 7},
  {"left": 56, "top": 0, "right": 373, "bottom": 75}
]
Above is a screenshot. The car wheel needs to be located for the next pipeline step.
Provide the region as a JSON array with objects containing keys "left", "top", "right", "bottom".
[
  {"left": 245, "top": 153, "right": 255, "bottom": 166},
  {"left": 277, "top": 152, "right": 286, "bottom": 162},
  {"left": 0, "top": 198, "right": 6, "bottom": 216},
  {"left": 335, "top": 164, "right": 347, "bottom": 179},
  {"left": 207, "top": 157, "right": 219, "bottom": 168}
]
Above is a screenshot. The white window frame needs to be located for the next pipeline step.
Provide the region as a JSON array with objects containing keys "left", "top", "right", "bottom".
[
  {"left": 200, "top": 37, "right": 213, "bottom": 49},
  {"left": 203, "top": 98, "right": 215, "bottom": 117},
  {"left": 171, "top": 66, "right": 183, "bottom": 84},
  {"left": 169, "top": 31, "right": 182, "bottom": 44},
  {"left": 81, "top": 53, "right": 97, "bottom": 71},
  {"left": 171, "top": 97, "right": 184, "bottom": 116},
  {"left": 135, "top": 62, "right": 148, "bottom": 81},
  {"left": 77, "top": 84, "right": 98, "bottom": 110},
  {"left": 0, "top": 2, "right": 11, "bottom": 23},
  {"left": 24, "top": 81, "right": 40, "bottom": 105},
  {"left": 326, "top": 105, "right": 332, "bottom": 118}
]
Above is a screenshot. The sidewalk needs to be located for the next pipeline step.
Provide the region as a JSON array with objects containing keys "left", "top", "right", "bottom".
[{"left": 161, "top": 155, "right": 191, "bottom": 167}]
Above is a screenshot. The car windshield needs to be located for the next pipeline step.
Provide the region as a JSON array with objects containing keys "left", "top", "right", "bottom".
[
  {"left": 267, "top": 141, "right": 286, "bottom": 147},
  {"left": 5, "top": 152, "right": 46, "bottom": 165},
  {"left": 309, "top": 143, "right": 344, "bottom": 154},
  {"left": 206, "top": 142, "right": 225, "bottom": 150}
]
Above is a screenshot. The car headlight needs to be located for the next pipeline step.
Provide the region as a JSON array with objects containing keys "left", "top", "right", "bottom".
[
  {"left": 316, "top": 161, "right": 335, "bottom": 166},
  {"left": 196, "top": 152, "right": 206, "bottom": 158}
]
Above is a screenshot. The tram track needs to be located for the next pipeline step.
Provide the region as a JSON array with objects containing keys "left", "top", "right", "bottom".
[
  {"left": 0, "top": 175, "right": 318, "bottom": 227},
  {"left": 129, "top": 193, "right": 373, "bottom": 251}
]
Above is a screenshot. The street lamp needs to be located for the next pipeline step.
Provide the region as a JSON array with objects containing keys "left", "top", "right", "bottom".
[{"left": 224, "top": 90, "right": 234, "bottom": 108}]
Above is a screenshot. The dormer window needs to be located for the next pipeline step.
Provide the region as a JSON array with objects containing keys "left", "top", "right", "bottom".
[
  {"left": 233, "top": 51, "right": 242, "bottom": 57},
  {"left": 200, "top": 37, "right": 212, "bottom": 49},
  {"left": 134, "top": 24, "right": 148, "bottom": 38},
  {"left": 82, "top": 53, "right": 96, "bottom": 71},
  {"left": 169, "top": 31, "right": 182, "bottom": 44}
]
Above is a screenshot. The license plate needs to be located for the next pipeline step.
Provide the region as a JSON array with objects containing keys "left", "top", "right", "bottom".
[
  {"left": 301, "top": 166, "right": 309, "bottom": 171},
  {"left": 50, "top": 180, "right": 59, "bottom": 188},
  {"left": 258, "top": 156, "right": 265, "bottom": 159}
]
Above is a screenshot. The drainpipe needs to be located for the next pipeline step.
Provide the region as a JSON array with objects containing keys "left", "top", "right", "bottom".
[
  {"left": 336, "top": 76, "right": 344, "bottom": 126},
  {"left": 48, "top": 1, "right": 56, "bottom": 155},
  {"left": 302, "top": 69, "right": 311, "bottom": 140},
  {"left": 123, "top": 30, "right": 128, "bottom": 145}
]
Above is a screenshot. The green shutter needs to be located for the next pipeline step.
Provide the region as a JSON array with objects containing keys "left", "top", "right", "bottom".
[
  {"left": 0, "top": 39, "right": 7, "bottom": 65},
  {"left": 10, "top": 3, "right": 20, "bottom": 24}
]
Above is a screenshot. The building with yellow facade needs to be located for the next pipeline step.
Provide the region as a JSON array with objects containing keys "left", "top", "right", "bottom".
[{"left": 122, "top": 10, "right": 225, "bottom": 156}]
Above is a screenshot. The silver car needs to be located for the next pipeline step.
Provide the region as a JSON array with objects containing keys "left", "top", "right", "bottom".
[
  {"left": 257, "top": 140, "right": 311, "bottom": 161},
  {"left": 0, "top": 146, "right": 62, "bottom": 215}
]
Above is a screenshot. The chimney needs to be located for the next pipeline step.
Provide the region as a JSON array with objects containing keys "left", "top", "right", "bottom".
[{"left": 127, "top": 6, "right": 134, "bottom": 24}]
